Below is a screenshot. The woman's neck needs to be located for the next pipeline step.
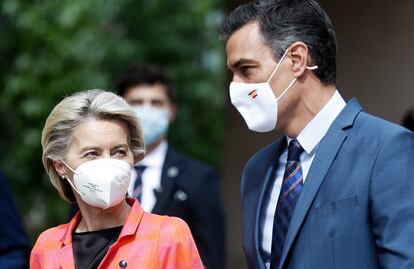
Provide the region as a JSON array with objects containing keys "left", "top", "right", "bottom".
[{"left": 75, "top": 199, "right": 131, "bottom": 232}]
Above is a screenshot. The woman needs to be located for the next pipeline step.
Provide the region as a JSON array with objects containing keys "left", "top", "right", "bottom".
[{"left": 30, "top": 89, "right": 203, "bottom": 269}]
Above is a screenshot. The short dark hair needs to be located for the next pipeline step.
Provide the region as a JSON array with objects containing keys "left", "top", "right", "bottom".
[
  {"left": 402, "top": 108, "right": 414, "bottom": 132},
  {"left": 116, "top": 64, "right": 176, "bottom": 103},
  {"left": 220, "top": 0, "right": 337, "bottom": 85}
]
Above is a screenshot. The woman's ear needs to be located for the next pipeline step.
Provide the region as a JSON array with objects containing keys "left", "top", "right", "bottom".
[{"left": 53, "top": 160, "right": 68, "bottom": 178}]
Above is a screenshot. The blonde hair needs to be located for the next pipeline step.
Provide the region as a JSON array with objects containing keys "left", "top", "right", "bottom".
[{"left": 41, "top": 89, "right": 145, "bottom": 202}]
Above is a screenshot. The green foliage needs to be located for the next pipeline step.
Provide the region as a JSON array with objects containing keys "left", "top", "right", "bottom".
[{"left": 0, "top": 0, "right": 225, "bottom": 243}]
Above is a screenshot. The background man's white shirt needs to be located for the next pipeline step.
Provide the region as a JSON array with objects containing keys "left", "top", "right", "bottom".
[{"left": 128, "top": 141, "right": 168, "bottom": 212}]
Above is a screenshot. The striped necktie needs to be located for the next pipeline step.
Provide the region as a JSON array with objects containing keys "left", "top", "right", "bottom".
[
  {"left": 133, "top": 165, "right": 146, "bottom": 202},
  {"left": 270, "top": 139, "right": 304, "bottom": 269}
]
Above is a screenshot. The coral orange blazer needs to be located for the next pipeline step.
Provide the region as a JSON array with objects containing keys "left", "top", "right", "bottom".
[{"left": 30, "top": 198, "right": 203, "bottom": 269}]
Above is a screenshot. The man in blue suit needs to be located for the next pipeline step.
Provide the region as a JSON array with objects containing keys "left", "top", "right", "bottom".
[{"left": 220, "top": 1, "right": 414, "bottom": 269}]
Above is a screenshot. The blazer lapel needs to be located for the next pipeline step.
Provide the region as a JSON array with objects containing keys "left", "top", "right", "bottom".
[
  {"left": 57, "top": 213, "right": 80, "bottom": 269},
  {"left": 278, "top": 98, "right": 363, "bottom": 269},
  {"left": 58, "top": 245, "right": 75, "bottom": 269},
  {"left": 151, "top": 146, "right": 179, "bottom": 214}
]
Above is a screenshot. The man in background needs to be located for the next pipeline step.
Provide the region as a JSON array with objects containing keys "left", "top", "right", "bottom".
[
  {"left": 116, "top": 64, "right": 226, "bottom": 269},
  {"left": 0, "top": 171, "right": 30, "bottom": 268}
]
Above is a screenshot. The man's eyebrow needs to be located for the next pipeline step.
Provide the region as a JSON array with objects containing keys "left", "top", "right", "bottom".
[{"left": 229, "top": 58, "right": 257, "bottom": 69}]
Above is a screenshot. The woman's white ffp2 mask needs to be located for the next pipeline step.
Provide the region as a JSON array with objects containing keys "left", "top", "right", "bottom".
[
  {"left": 61, "top": 158, "right": 132, "bottom": 209},
  {"left": 229, "top": 49, "right": 317, "bottom": 132}
]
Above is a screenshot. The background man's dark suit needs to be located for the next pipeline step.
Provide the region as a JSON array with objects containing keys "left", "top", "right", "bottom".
[
  {"left": 151, "top": 146, "right": 226, "bottom": 269},
  {"left": 0, "top": 172, "right": 30, "bottom": 268}
]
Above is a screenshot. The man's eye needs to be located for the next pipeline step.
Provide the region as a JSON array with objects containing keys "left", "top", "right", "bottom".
[
  {"left": 129, "top": 100, "right": 144, "bottom": 106},
  {"left": 151, "top": 100, "right": 165, "bottom": 107},
  {"left": 240, "top": 66, "right": 252, "bottom": 76}
]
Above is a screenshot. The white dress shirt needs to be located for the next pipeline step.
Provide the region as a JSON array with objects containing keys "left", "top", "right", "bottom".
[
  {"left": 261, "top": 91, "right": 346, "bottom": 268},
  {"left": 128, "top": 141, "right": 168, "bottom": 212}
]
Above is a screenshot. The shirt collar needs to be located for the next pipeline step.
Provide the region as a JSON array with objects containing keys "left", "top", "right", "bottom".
[
  {"left": 286, "top": 90, "right": 346, "bottom": 154},
  {"left": 139, "top": 140, "right": 168, "bottom": 168}
]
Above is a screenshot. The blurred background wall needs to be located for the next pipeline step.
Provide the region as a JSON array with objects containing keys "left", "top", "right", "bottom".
[{"left": 1, "top": 0, "right": 414, "bottom": 268}]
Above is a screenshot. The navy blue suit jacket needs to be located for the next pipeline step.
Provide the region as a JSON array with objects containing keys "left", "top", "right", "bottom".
[
  {"left": 151, "top": 147, "right": 226, "bottom": 269},
  {"left": 0, "top": 172, "right": 30, "bottom": 268},
  {"left": 241, "top": 99, "right": 414, "bottom": 269}
]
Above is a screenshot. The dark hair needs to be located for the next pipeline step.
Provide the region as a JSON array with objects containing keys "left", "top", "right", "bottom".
[
  {"left": 402, "top": 108, "right": 414, "bottom": 132},
  {"left": 116, "top": 64, "right": 176, "bottom": 103},
  {"left": 220, "top": 0, "right": 337, "bottom": 85}
]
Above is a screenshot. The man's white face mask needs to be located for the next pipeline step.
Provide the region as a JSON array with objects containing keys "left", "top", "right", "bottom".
[{"left": 229, "top": 49, "right": 317, "bottom": 132}]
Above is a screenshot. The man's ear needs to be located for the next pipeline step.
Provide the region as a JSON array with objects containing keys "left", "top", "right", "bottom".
[
  {"left": 168, "top": 104, "right": 177, "bottom": 124},
  {"left": 288, "top": 41, "right": 309, "bottom": 78},
  {"left": 53, "top": 160, "right": 68, "bottom": 178}
]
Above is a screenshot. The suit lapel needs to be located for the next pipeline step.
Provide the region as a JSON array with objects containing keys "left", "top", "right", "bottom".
[
  {"left": 151, "top": 146, "right": 179, "bottom": 214},
  {"left": 278, "top": 98, "right": 363, "bottom": 269},
  {"left": 251, "top": 138, "right": 287, "bottom": 269}
]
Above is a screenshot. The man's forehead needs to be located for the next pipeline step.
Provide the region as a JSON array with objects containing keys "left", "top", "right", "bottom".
[
  {"left": 225, "top": 22, "right": 270, "bottom": 68},
  {"left": 125, "top": 84, "right": 168, "bottom": 99}
]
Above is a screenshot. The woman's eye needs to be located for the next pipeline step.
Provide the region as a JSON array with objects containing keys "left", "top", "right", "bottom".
[
  {"left": 115, "top": 149, "right": 127, "bottom": 156},
  {"left": 83, "top": 151, "right": 98, "bottom": 158}
]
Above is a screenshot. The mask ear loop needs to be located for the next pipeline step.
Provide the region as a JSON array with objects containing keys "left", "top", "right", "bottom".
[
  {"left": 266, "top": 48, "right": 318, "bottom": 83},
  {"left": 62, "top": 175, "right": 82, "bottom": 197},
  {"left": 60, "top": 160, "right": 82, "bottom": 195},
  {"left": 306, "top": 65, "right": 318, "bottom": 70},
  {"left": 266, "top": 49, "right": 290, "bottom": 83},
  {"left": 60, "top": 159, "right": 78, "bottom": 174},
  {"left": 276, "top": 78, "right": 298, "bottom": 101},
  {"left": 276, "top": 65, "right": 318, "bottom": 101}
]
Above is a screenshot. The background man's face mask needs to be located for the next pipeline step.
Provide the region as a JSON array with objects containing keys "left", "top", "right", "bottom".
[
  {"left": 62, "top": 158, "right": 132, "bottom": 209},
  {"left": 229, "top": 49, "right": 317, "bottom": 132},
  {"left": 133, "top": 105, "right": 169, "bottom": 145}
]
